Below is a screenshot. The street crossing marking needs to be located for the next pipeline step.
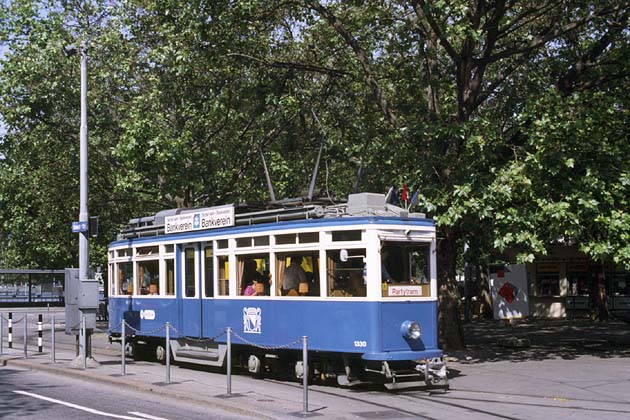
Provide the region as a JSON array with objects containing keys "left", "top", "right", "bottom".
[{"left": 14, "top": 390, "right": 167, "bottom": 420}]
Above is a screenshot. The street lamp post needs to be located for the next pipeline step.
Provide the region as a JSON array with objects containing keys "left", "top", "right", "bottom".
[{"left": 65, "top": 41, "right": 93, "bottom": 364}]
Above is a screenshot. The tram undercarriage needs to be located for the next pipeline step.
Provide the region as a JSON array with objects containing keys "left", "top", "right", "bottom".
[{"left": 113, "top": 334, "right": 448, "bottom": 389}]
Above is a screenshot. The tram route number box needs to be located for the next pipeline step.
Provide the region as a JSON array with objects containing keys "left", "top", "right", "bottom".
[{"left": 64, "top": 268, "right": 99, "bottom": 334}]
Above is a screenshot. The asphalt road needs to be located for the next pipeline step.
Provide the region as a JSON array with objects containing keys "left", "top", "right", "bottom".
[{"left": 0, "top": 366, "right": 252, "bottom": 420}]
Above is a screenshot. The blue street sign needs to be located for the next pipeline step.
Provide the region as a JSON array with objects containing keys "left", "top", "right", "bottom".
[{"left": 72, "top": 221, "right": 88, "bottom": 233}]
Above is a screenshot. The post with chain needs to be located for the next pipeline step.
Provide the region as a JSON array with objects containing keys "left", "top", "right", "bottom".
[
  {"left": 165, "top": 322, "right": 171, "bottom": 384},
  {"left": 121, "top": 320, "right": 126, "bottom": 375},
  {"left": 302, "top": 335, "right": 309, "bottom": 414},
  {"left": 51, "top": 314, "right": 56, "bottom": 363},
  {"left": 23, "top": 312, "right": 28, "bottom": 359},
  {"left": 227, "top": 326, "right": 232, "bottom": 396}
]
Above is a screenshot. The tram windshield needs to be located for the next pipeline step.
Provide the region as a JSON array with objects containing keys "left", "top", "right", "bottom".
[{"left": 381, "top": 242, "right": 431, "bottom": 298}]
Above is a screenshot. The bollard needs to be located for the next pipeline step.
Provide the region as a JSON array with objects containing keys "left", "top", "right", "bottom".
[
  {"left": 227, "top": 327, "right": 232, "bottom": 396},
  {"left": 81, "top": 314, "right": 87, "bottom": 369},
  {"left": 23, "top": 313, "right": 28, "bottom": 359},
  {"left": 302, "top": 336, "right": 308, "bottom": 414},
  {"left": 165, "top": 322, "right": 171, "bottom": 384},
  {"left": 121, "top": 320, "right": 126, "bottom": 375},
  {"left": 0, "top": 314, "right": 3, "bottom": 355},
  {"left": 38, "top": 314, "right": 43, "bottom": 353},
  {"left": 51, "top": 314, "right": 56, "bottom": 363},
  {"left": 8, "top": 312, "right": 12, "bottom": 349}
]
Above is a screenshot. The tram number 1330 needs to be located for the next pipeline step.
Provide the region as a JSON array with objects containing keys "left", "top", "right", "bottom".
[{"left": 353, "top": 340, "right": 367, "bottom": 348}]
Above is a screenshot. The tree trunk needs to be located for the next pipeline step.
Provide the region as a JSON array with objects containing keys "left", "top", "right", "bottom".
[
  {"left": 436, "top": 229, "right": 465, "bottom": 350},
  {"left": 477, "top": 263, "right": 494, "bottom": 319}
]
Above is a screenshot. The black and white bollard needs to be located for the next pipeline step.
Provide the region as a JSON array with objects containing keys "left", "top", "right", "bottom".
[
  {"left": 8, "top": 312, "right": 12, "bottom": 349},
  {"left": 38, "top": 314, "right": 43, "bottom": 353},
  {"left": 121, "top": 321, "right": 126, "bottom": 375},
  {"left": 165, "top": 322, "right": 171, "bottom": 384},
  {"left": 51, "top": 314, "right": 56, "bottom": 363},
  {"left": 227, "top": 326, "right": 232, "bottom": 396},
  {"left": 302, "top": 335, "right": 309, "bottom": 414},
  {"left": 81, "top": 315, "right": 87, "bottom": 369}
]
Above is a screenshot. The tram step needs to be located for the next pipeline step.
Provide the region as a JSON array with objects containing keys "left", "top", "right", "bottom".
[{"left": 170, "top": 340, "right": 227, "bottom": 367}]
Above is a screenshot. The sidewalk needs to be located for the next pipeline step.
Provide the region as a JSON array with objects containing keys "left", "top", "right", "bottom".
[{"left": 1, "top": 317, "right": 629, "bottom": 419}]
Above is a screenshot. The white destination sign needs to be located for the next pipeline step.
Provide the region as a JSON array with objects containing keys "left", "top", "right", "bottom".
[
  {"left": 165, "top": 205, "right": 235, "bottom": 234},
  {"left": 388, "top": 285, "right": 423, "bottom": 297}
]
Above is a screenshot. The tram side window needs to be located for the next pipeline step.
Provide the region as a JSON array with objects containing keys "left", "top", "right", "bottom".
[
  {"left": 217, "top": 256, "right": 229, "bottom": 296},
  {"left": 204, "top": 246, "right": 213, "bottom": 297},
  {"left": 165, "top": 258, "right": 175, "bottom": 295},
  {"left": 277, "top": 252, "right": 319, "bottom": 296},
  {"left": 184, "top": 248, "right": 196, "bottom": 297},
  {"left": 326, "top": 249, "right": 366, "bottom": 297},
  {"left": 117, "top": 262, "right": 133, "bottom": 295},
  {"left": 137, "top": 259, "right": 160, "bottom": 295},
  {"left": 237, "top": 254, "right": 270, "bottom": 296}
]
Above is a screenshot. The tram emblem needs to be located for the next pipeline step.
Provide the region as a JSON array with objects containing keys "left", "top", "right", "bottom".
[{"left": 243, "top": 307, "right": 262, "bottom": 334}]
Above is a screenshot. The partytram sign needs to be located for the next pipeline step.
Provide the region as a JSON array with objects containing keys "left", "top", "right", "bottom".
[{"left": 164, "top": 205, "right": 235, "bottom": 234}]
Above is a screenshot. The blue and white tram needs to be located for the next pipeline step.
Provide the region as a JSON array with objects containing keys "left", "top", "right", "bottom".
[{"left": 108, "top": 193, "right": 447, "bottom": 387}]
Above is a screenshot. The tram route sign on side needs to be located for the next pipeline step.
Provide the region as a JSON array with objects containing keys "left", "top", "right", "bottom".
[{"left": 164, "top": 205, "right": 235, "bottom": 234}]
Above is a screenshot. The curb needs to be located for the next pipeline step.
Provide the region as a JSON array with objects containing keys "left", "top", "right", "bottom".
[{"left": 1, "top": 356, "right": 275, "bottom": 419}]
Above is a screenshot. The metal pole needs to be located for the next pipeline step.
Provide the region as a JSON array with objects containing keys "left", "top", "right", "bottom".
[
  {"left": 78, "top": 41, "right": 89, "bottom": 285},
  {"left": 81, "top": 314, "right": 86, "bottom": 369},
  {"left": 0, "top": 313, "right": 3, "bottom": 355},
  {"left": 121, "top": 320, "right": 126, "bottom": 375},
  {"left": 51, "top": 314, "right": 56, "bottom": 363},
  {"left": 226, "top": 327, "right": 232, "bottom": 396},
  {"left": 38, "top": 314, "right": 43, "bottom": 352},
  {"left": 165, "top": 322, "right": 170, "bottom": 384},
  {"left": 23, "top": 313, "right": 28, "bottom": 359},
  {"left": 302, "top": 336, "right": 308, "bottom": 414}
]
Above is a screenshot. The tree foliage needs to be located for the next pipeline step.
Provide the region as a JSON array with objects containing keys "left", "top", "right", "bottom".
[{"left": 0, "top": 0, "right": 628, "bottom": 348}]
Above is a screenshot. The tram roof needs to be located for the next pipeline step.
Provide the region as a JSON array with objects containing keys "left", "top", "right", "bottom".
[{"left": 115, "top": 192, "right": 433, "bottom": 242}]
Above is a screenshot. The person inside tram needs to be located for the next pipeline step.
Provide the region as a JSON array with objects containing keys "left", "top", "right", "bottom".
[
  {"left": 282, "top": 254, "right": 307, "bottom": 296},
  {"left": 240, "top": 259, "right": 263, "bottom": 296},
  {"left": 381, "top": 248, "right": 394, "bottom": 283}
]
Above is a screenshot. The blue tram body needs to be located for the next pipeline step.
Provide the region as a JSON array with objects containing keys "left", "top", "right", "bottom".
[{"left": 108, "top": 193, "right": 447, "bottom": 387}]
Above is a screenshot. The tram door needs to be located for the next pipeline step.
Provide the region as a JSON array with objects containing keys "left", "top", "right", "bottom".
[{"left": 180, "top": 243, "right": 203, "bottom": 337}]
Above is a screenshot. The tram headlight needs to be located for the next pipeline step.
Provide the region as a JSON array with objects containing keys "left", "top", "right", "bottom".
[{"left": 401, "top": 320, "right": 422, "bottom": 340}]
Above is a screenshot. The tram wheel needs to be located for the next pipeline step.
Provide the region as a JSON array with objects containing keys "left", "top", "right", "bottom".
[
  {"left": 155, "top": 344, "right": 167, "bottom": 364},
  {"left": 247, "top": 354, "right": 264, "bottom": 379}
]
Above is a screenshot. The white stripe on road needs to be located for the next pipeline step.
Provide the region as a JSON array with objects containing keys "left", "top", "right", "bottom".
[
  {"left": 13, "top": 390, "right": 165, "bottom": 420},
  {"left": 128, "top": 412, "right": 171, "bottom": 420}
]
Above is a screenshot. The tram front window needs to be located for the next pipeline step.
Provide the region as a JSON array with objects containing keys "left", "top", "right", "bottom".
[
  {"left": 117, "top": 262, "right": 133, "bottom": 295},
  {"left": 381, "top": 242, "right": 431, "bottom": 298}
]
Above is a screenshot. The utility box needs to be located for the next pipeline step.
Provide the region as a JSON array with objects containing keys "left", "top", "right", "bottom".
[{"left": 64, "top": 268, "right": 98, "bottom": 334}]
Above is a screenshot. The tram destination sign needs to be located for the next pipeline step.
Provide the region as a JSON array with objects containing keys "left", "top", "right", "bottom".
[{"left": 165, "top": 205, "right": 235, "bottom": 234}]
